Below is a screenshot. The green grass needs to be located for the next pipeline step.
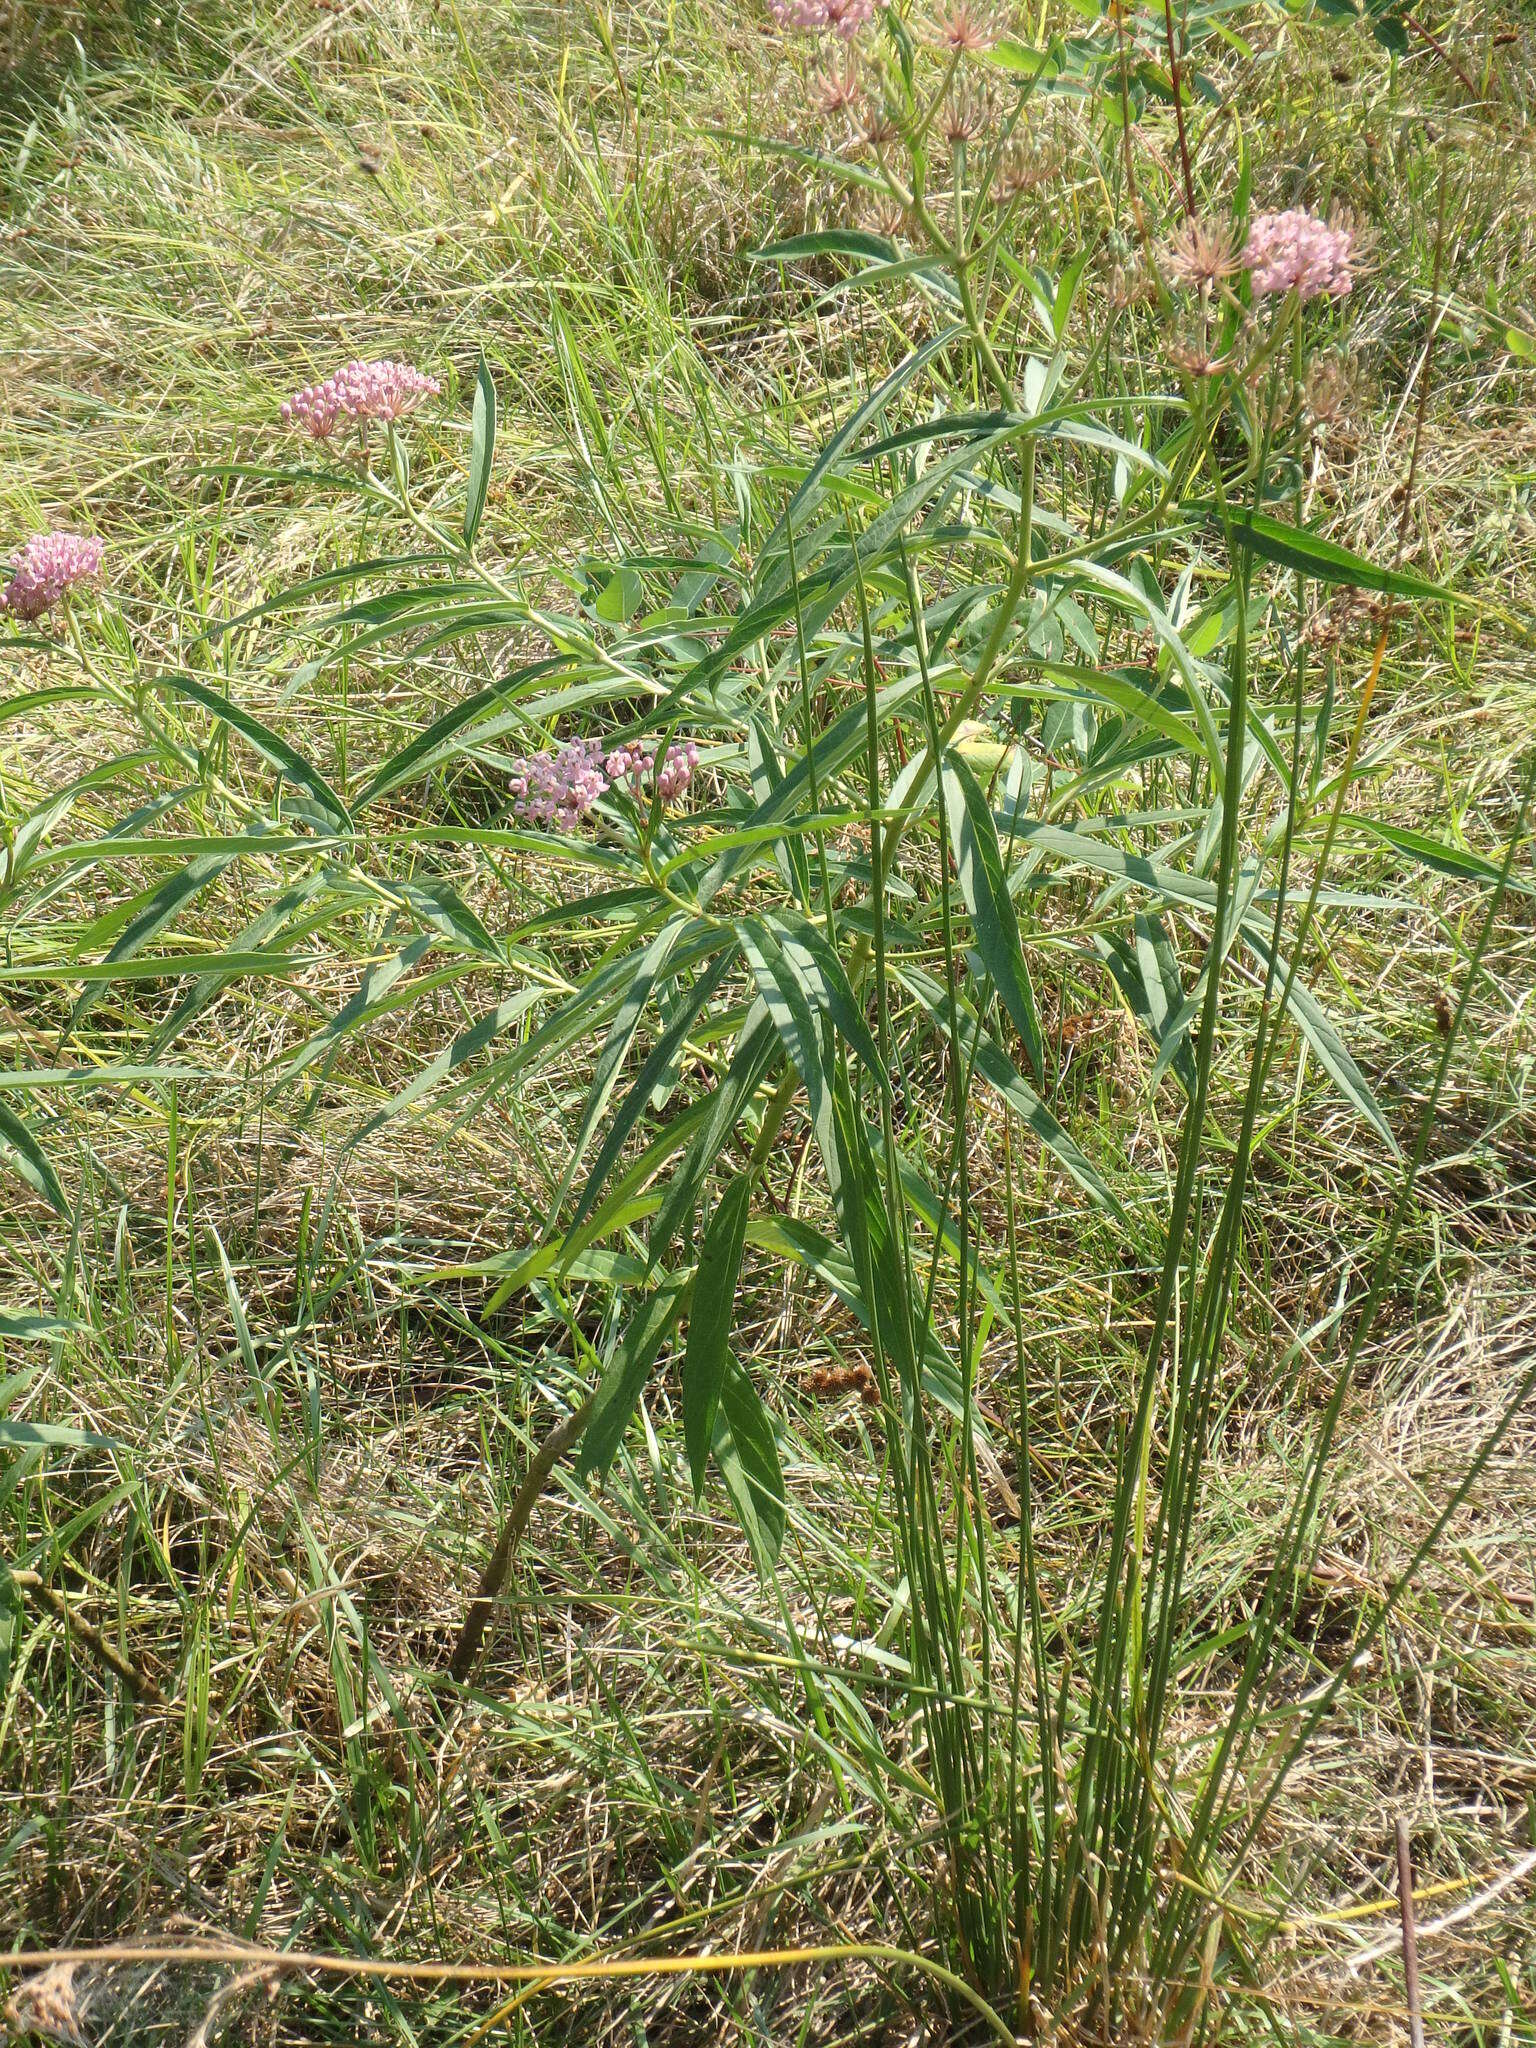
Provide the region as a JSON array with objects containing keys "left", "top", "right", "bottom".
[{"left": 2, "top": 2, "right": 1535, "bottom": 2043}]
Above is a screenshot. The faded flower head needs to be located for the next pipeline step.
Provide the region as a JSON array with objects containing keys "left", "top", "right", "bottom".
[
  {"left": 1242, "top": 208, "right": 1354, "bottom": 302},
  {"left": 859, "top": 98, "right": 904, "bottom": 147},
  {"left": 814, "top": 60, "right": 862, "bottom": 117},
  {"left": 864, "top": 195, "right": 909, "bottom": 239},
  {"left": 1160, "top": 215, "right": 1243, "bottom": 292},
  {"left": 1103, "top": 255, "right": 1155, "bottom": 311},
  {"left": 942, "top": 84, "right": 989, "bottom": 145},
  {"left": 1303, "top": 586, "right": 1383, "bottom": 651},
  {"left": 1303, "top": 349, "right": 1359, "bottom": 429},
  {"left": 996, "top": 143, "right": 1049, "bottom": 206},
  {"left": 0, "top": 530, "right": 105, "bottom": 621},
  {"left": 280, "top": 359, "right": 441, "bottom": 439},
  {"left": 1165, "top": 330, "right": 1242, "bottom": 381},
  {"left": 508, "top": 735, "right": 698, "bottom": 832},
  {"left": 931, "top": 1, "right": 1001, "bottom": 53},
  {"left": 768, "top": 0, "right": 879, "bottom": 37}
]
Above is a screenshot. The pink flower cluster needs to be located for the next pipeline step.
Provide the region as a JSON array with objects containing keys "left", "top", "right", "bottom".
[
  {"left": 508, "top": 736, "right": 698, "bottom": 832},
  {"left": 280, "top": 359, "right": 441, "bottom": 439},
  {"left": 0, "top": 530, "right": 105, "bottom": 621},
  {"left": 1244, "top": 210, "right": 1354, "bottom": 303},
  {"left": 652, "top": 742, "right": 699, "bottom": 804},
  {"left": 768, "top": 0, "right": 878, "bottom": 35}
]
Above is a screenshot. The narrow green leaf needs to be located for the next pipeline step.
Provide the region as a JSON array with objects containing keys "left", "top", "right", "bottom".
[
  {"left": 899, "top": 965, "right": 1126, "bottom": 1219},
  {"left": 1350, "top": 817, "right": 1535, "bottom": 894},
  {"left": 942, "top": 749, "right": 1045, "bottom": 1078},
  {"left": 559, "top": 915, "right": 690, "bottom": 1213},
  {"left": 757, "top": 325, "right": 964, "bottom": 589},
  {"left": 1246, "top": 931, "right": 1400, "bottom": 1155},
  {"left": 762, "top": 910, "right": 889, "bottom": 1093},
  {"left": 463, "top": 352, "right": 497, "bottom": 548},
  {"left": 283, "top": 932, "right": 437, "bottom": 1081},
  {"left": 683, "top": 1170, "right": 753, "bottom": 1498},
  {"left": 1095, "top": 914, "right": 1196, "bottom": 1096},
  {"left": 1203, "top": 505, "right": 1449, "bottom": 601},
  {"left": 749, "top": 229, "right": 899, "bottom": 266},
  {"left": 739, "top": 918, "right": 847, "bottom": 1227},
  {"left": 711, "top": 1353, "right": 785, "bottom": 1574},
  {"left": 156, "top": 673, "right": 351, "bottom": 833},
  {"left": 567, "top": 945, "right": 737, "bottom": 1242},
  {"left": 355, "top": 656, "right": 569, "bottom": 810},
  {"left": 647, "top": 1000, "right": 778, "bottom": 1275},
  {"left": 69, "top": 845, "right": 238, "bottom": 1035},
  {"left": 386, "top": 875, "right": 500, "bottom": 958},
  {"left": 0, "top": 1419, "right": 113, "bottom": 1451},
  {"left": 577, "top": 1278, "right": 688, "bottom": 1480},
  {"left": 0, "top": 1311, "right": 79, "bottom": 1341},
  {"left": 0, "top": 1099, "right": 66, "bottom": 1215}
]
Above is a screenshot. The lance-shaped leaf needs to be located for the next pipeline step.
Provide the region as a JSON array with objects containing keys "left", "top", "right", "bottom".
[
  {"left": 711, "top": 1353, "right": 785, "bottom": 1574},
  {"left": 463, "top": 352, "right": 497, "bottom": 548},
  {"left": 156, "top": 673, "right": 351, "bottom": 834},
  {"left": 899, "top": 964, "right": 1126, "bottom": 1220},
  {"left": 557, "top": 916, "right": 689, "bottom": 1215},
  {"left": 577, "top": 1276, "right": 688, "bottom": 1480},
  {"left": 762, "top": 909, "right": 888, "bottom": 1092},
  {"left": 566, "top": 944, "right": 738, "bottom": 1242},
  {"left": 738, "top": 917, "right": 851, "bottom": 1236},
  {"left": 0, "top": 1310, "right": 79, "bottom": 1341},
  {"left": 941, "top": 749, "right": 1045, "bottom": 1078},
  {"left": 69, "top": 843, "right": 240, "bottom": 1037},
  {"left": 682, "top": 1169, "right": 753, "bottom": 1498},
  {"left": 0, "top": 1099, "right": 66, "bottom": 1215},
  {"left": 647, "top": 1000, "right": 778, "bottom": 1276},
  {"left": 1095, "top": 912, "right": 1196, "bottom": 1097},
  {"left": 355, "top": 655, "right": 569, "bottom": 809},
  {"left": 1206, "top": 504, "right": 1450, "bottom": 601},
  {"left": 0, "top": 1419, "right": 115, "bottom": 1451},
  {"left": 1244, "top": 929, "right": 1399, "bottom": 1156},
  {"left": 284, "top": 932, "right": 438, "bottom": 1081}
]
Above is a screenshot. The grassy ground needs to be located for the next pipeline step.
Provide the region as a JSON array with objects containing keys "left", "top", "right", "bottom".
[{"left": 1, "top": 1, "right": 1534, "bottom": 2042}]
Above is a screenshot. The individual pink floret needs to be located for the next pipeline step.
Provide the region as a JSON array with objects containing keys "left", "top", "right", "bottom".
[
  {"left": 280, "top": 359, "right": 441, "bottom": 439},
  {"left": 768, "top": 0, "right": 878, "bottom": 36},
  {"left": 0, "top": 531, "right": 105, "bottom": 621},
  {"left": 508, "top": 736, "right": 698, "bottom": 832},
  {"left": 1242, "top": 210, "right": 1354, "bottom": 303}
]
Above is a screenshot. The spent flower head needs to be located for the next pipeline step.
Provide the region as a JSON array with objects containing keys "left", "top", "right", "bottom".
[
  {"left": 1303, "top": 350, "right": 1359, "bottom": 430},
  {"left": 1242, "top": 208, "right": 1355, "bottom": 302},
  {"left": 814, "top": 60, "right": 862, "bottom": 117},
  {"left": 1160, "top": 215, "right": 1243, "bottom": 292},
  {"left": 859, "top": 99, "right": 904, "bottom": 147},
  {"left": 280, "top": 359, "right": 441, "bottom": 440},
  {"left": 942, "top": 84, "right": 990, "bottom": 146},
  {"left": 0, "top": 531, "right": 105, "bottom": 621},
  {"left": 931, "top": 1, "right": 1001, "bottom": 53},
  {"left": 864, "top": 195, "right": 909, "bottom": 239},
  {"left": 1165, "top": 331, "right": 1242, "bottom": 381}
]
